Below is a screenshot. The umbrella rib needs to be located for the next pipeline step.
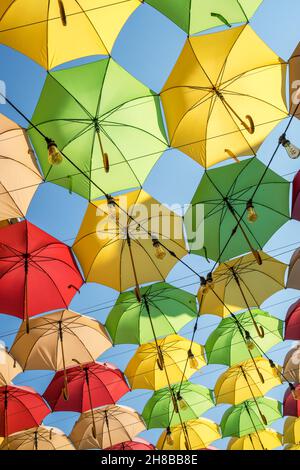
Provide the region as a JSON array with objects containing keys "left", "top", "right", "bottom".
[
  {"left": 102, "top": 117, "right": 169, "bottom": 146},
  {"left": 0, "top": 154, "right": 42, "bottom": 179},
  {"left": 29, "top": 259, "right": 69, "bottom": 308},
  {"left": 221, "top": 88, "right": 288, "bottom": 116},
  {"left": 73, "top": 0, "right": 109, "bottom": 55}
]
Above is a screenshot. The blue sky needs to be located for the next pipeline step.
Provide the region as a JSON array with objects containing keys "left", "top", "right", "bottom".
[{"left": 1, "top": 0, "right": 300, "bottom": 450}]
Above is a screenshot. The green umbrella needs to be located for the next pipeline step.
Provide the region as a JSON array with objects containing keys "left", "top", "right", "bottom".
[
  {"left": 28, "top": 58, "right": 168, "bottom": 200},
  {"left": 205, "top": 309, "right": 284, "bottom": 366},
  {"left": 185, "top": 158, "right": 290, "bottom": 262},
  {"left": 145, "top": 0, "right": 263, "bottom": 35},
  {"left": 105, "top": 282, "right": 197, "bottom": 345},
  {"left": 221, "top": 397, "right": 283, "bottom": 438},
  {"left": 142, "top": 382, "right": 215, "bottom": 429}
]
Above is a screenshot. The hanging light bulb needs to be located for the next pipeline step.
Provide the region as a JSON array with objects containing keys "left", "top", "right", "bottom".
[
  {"left": 246, "top": 200, "right": 258, "bottom": 223},
  {"left": 188, "top": 349, "right": 198, "bottom": 370},
  {"left": 198, "top": 277, "right": 209, "bottom": 300},
  {"left": 166, "top": 427, "right": 174, "bottom": 446},
  {"left": 279, "top": 134, "right": 300, "bottom": 159},
  {"left": 152, "top": 238, "right": 166, "bottom": 260},
  {"left": 177, "top": 392, "right": 188, "bottom": 410},
  {"left": 206, "top": 272, "right": 215, "bottom": 290},
  {"left": 46, "top": 138, "right": 63, "bottom": 165},
  {"left": 269, "top": 359, "right": 279, "bottom": 378},
  {"left": 106, "top": 195, "right": 119, "bottom": 225},
  {"left": 245, "top": 331, "right": 255, "bottom": 351}
]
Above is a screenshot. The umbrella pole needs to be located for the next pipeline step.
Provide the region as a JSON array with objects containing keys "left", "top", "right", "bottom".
[
  {"left": 240, "top": 366, "right": 267, "bottom": 428},
  {"left": 230, "top": 267, "right": 265, "bottom": 339},
  {"left": 24, "top": 254, "right": 30, "bottom": 334},
  {"left": 144, "top": 296, "right": 165, "bottom": 370},
  {"left": 4, "top": 387, "right": 9, "bottom": 450},
  {"left": 127, "top": 235, "right": 141, "bottom": 302},
  {"left": 58, "top": 321, "right": 69, "bottom": 401},
  {"left": 218, "top": 93, "right": 255, "bottom": 135},
  {"left": 84, "top": 368, "right": 97, "bottom": 439},
  {"left": 34, "top": 430, "right": 38, "bottom": 451},
  {"left": 104, "top": 410, "right": 112, "bottom": 448},
  {"left": 95, "top": 125, "right": 109, "bottom": 173},
  {"left": 244, "top": 401, "right": 266, "bottom": 450}
]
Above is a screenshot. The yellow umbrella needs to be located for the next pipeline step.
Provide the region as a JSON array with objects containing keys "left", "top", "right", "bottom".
[
  {"left": 228, "top": 429, "right": 282, "bottom": 450},
  {"left": 0, "top": 0, "right": 140, "bottom": 69},
  {"left": 283, "top": 417, "right": 300, "bottom": 444},
  {"left": 73, "top": 190, "right": 187, "bottom": 294},
  {"left": 214, "top": 358, "right": 282, "bottom": 405},
  {"left": 199, "top": 251, "right": 286, "bottom": 320},
  {"left": 0, "top": 347, "right": 22, "bottom": 386},
  {"left": 161, "top": 25, "right": 287, "bottom": 168},
  {"left": 69, "top": 405, "right": 145, "bottom": 450},
  {"left": 0, "top": 426, "right": 74, "bottom": 450},
  {"left": 157, "top": 418, "right": 221, "bottom": 451},
  {"left": 284, "top": 444, "right": 300, "bottom": 450},
  {"left": 0, "top": 114, "right": 42, "bottom": 221},
  {"left": 125, "top": 334, "right": 206, "bottom": 390}
]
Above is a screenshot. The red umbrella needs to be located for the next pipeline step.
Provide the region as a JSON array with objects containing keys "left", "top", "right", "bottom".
[
  {"left": 43, "top": 361, "right": 130, "bottom": 413},
  {"left": 292, "top": 171, "right": 300, "bottom": 221},
  {"left": 0, "top": 385, "right": 50, "bottom": 437},
  {"left": 285, "top": 300, "right": 300, "bottom": 340},
  {"left": 0, "top": 220, "right": 83, "bottom": 331},
  {"left": 283, "top": 385, "right": 300, "bottom": 417},
  {"left": 104, "top": 438, "right": 155, "bottom": 450}
]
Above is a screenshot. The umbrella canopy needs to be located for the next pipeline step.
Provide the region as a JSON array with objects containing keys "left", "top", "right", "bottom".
[
  {"left": 142, "top": 382, "right": 215, "bottom": 429},
  {"left": 221, "top": 397, "right": 282, "bottom": 438},
  {"left": 0, "top": 348, "right": 22, "bottom": 386},
  {"left": 69, "top": 405, "right": 145, "bottom": 450},
  {"left": 283, "top": 385, "right": 300, "bottom": 417},
  {"left": 283, "top": 344, "right": 300, "bottom": 383},
  {"left": 199, "top": 252, "right": 286, "bottom": 318},
  {"left": 156, "top": 418, "right": 221, "bottom": 450},
  {"left": 284, "top": 443, "right": 300, "bottom": 450},
  {"left": 104, "top": 438, "right": 155, "bottom": 451},
  {"left": 161, "top": 25, "right": 287, "bottom": 168},
  {"left": 43, "top": 361, "right": 129, "bottom": 412},
  {"left": 292, "top": 171, "right": 300, "bottom": 221},
  {"left": 145, "top": 0, "right": 263, "bottom": 35},
  {"left": 287, "top": 248, "right": 300, "bottom": 290},
  {"left": 285, "top": 300, "right": 300, "bottom": 340},
  {"left": 0, "top": 385, "right": 50, "bottom": 437},
  {"left": 0, "top": 220, "right": 83, "bottom": 328},
  {"left": 0, "top": 0, "right": 140, "bottom": 69},
  {"left": 228, "top": 428, "right": 282, "bottom": 450},
  {"left": 125, "top": 334, "right": 206, "bottom": 390},
  {"left": 289, "top": 42, "right": 300, "bottom": 119},
  {"left": 73, "top": 190, "right": 187, "bottom": 292},
  {"left": 28, "top": 58, "right": 168, "bottom": 199},
  {"left": 0, "top": 425, "right": 74, "bottom": 450},
  {"left": 214, "top": 358, "right": 282, "bottom": 405},
  {"left": 0, "top": 114, "right": 42, "bottom": 221},
  {"left": 105, "top": 282, "right": 197, "bottom": 345},
  {"left": 283, "top": 417, "right": 300, "bottom": 444},
  {"left": 205, "top": 309, "right": 284, "bottom": 366},
  {"left": 185, "top": 158, "right": 290, "bottom": 261}
]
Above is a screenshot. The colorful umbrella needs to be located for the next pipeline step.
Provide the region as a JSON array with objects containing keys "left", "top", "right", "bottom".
[
  {"left": 0, "top": 0, "right": 140, "bottom": 69},
  {"left": 10, "top": 310, "right": 111, "bottom": 400},
  {"left": 104, "top": 438, "right": 155, "bottom": 451},
  {"left": 0, "top": 385, "right": 50, "bottom": 437},
  {"left": 221, "top": 397, "right": 282, "bottom": 438},
  {"left": 156, "top": 418, "right": 221, "bottom": 450},
  {"left": 0, "top": 220, "right": 83, "bottom": 330},
  {"left": 185, "top": 158, "right": 290, "bottom": 261},
  {"left": 142, "top": 382, "right": 214, "bottom": 429},
  {"left": 285, "top": 300, "right": 300, "bottom": 340},
  {"left": 283, "top": 344, "right": 300, "bottom": 383},
  {"left": 284, "top": 443, "right": 300, "bottom": 450},
  {"left": 125, "top": 334, "right": 206, "bottom": 390},
  {"left": 199, "top": 252, "right": 286, "bottom": 323},
  {"left": 0, "top": 348, "right": 22, "bottom": 386},
  {"left": 205, "top": 309, "right": 284, "bottom": 366},
  {"left": 283, "top": 417, "right": 300, "bottom": 444},
  {"left": 0, "top": 426, "right": 74, "bottom": 450},
  {"left": 0, "top": 114, "right": 42, "bottom": 221},
  {"left": 289, "top": 42, "right": 300, "bottom": 119},
  {"left": 283, "top": 385, "right": 300, "bottom": 417},
  {"left": 43, "top": 361, "right": 129, "bottom": 437},
  {"left": 105, "top": 282, "right": 197, "bottom": 345},
  {"left": 161, "top": 25, "right": 287, "bottom": 168},
  {"left": 228, "top": 428, "right": 282, "bottom": 450},
  {"left": 28, "top": 58, "right": 168, "bottom": 199},
  {"left": 69, "top": 405, "right": 145, "bottom": 450},
  {"left": 287, "top": 248, "right": 300, "bottom": 290},
  {"left": 292, "top": 171, "right": 300, "bottom": 221},
  {"left": 215, "top": 358, "right": 282, "bottom": 405},
  {"left": 73, "top": 190, "right": 187, "bottom": 293},
  {"left": 145, "top": 0, "right": 263, "bottom": 35}
]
